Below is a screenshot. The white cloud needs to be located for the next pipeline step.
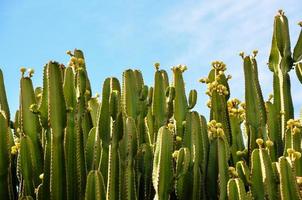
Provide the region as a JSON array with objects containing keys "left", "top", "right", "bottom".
[{"left": 157, "top": 0, "right": 301, "bottom": 117}]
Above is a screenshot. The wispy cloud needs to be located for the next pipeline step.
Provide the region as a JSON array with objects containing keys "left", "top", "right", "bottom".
[{"left": 157, "top": 0, "right": 302, "bottom": 117}]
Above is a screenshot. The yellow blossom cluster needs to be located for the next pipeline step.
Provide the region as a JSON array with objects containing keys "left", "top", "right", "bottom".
[
  {"left": 207, "top": 120, "right": 224, "bottom": 138},
  {"left": 286, "top": 119, "right": 302, "bottom": 135},
  {"left": 227, "top": 98, "right": 245, "bottom": 119}
]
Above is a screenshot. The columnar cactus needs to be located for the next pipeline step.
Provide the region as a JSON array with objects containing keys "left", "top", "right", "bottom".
[{"left": 0, "top": 9, "right": 301, "bottom": 200}]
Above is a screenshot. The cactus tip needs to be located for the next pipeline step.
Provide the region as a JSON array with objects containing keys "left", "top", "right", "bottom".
[
  {"left": 298, "top": 21, "right": 302, "bottom": 27},
  {"left": 277, "top": 9, "right": 284, "bottom": 16}
]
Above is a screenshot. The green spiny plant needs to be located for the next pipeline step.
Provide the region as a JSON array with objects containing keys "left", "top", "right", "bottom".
[{"left": 0, "top": 10, "right": 301, "bottom": 200}]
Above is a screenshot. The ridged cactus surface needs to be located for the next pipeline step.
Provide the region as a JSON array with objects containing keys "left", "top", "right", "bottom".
[{"left": 0, "top": 10, "right": 302, "bottom": 200}]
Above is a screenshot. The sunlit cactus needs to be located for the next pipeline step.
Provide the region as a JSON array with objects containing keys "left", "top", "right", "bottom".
[{"left": 0, "top": 9, "right": 301, "bottom": 200}]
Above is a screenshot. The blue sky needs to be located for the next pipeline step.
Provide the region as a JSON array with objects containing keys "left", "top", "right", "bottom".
[{"left": 0, "top": 0, "right": 301, "bottom": 118}]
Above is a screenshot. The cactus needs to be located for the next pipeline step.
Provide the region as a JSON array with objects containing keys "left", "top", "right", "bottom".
[
  {"left": 0, "top": 9, "right": 302, "bottom": 200},
  {"left": 268, "top": 10, "right": 294, "bottom": 156},
  {"left": 0, "top": 111, "right": 11, "bottom": 199},
  {"left": 85, "top": 170, "right": 106, "bottom": 200},
  {"left": 48, "top": 61, "right": 67, "bottom": 200},
  {"left": 242, "top": 52, "right": 267, "bottom": 155},
  {"left": 152, "top": 126, "right": 174, "bottom": 200},
  {"left": 227, "top": 178, "right": 250, "bottom": 200}
]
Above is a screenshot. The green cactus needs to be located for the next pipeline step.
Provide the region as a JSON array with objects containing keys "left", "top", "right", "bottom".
[
  {"left": 85, "top": 170, "right": 106, "bottom": 200},
  {"left": 279, "top": 154, "right": 301, "bottom": 200},
  {"left": 47, "top": 61, "right": 67, "bottom": 200},
  {"left": 172, "top": 65, "right": 188, "bottom": 138},
  {"left": 242, "top": 52, "right": 267, "bottom": 155},
  {"left": 201, "top": 61, "right": 231, "bottom": 145},
  {"left": 0, "top": 69, "right": 10, "bottom": 121},
  {"left": 0, "top": 111, "right": 11, "bottom": 199},
  {"left": 227, "top": 178, "right": 250, "bottom": 200},
  {"left": 268, "top": 10, "right": 294, "bottom": 156},
  {"left": 152, "top": 126, "right": 174, "bottom": 200},
  {"left": 0, "top": 9, "right": 302, "bottom": 200},
  {"left": 119, "top": 117, "right": 138, "bottom": 200}
]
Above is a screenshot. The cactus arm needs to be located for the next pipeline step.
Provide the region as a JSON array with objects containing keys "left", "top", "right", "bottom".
[
  {"left": 152, "top": 126, "right": 174, "bottom": 200},
  {"left": 295, "top": 62, "right": 302, "bottom": 83},
  {"left": 122, "top": 70, "right": 139, "bottom": 119},
  {"left": 38, "top": 64, "right": 49, "bottom": 128},
  {"left": 97, "top": 77, "right": 120, "bottom": 188},
  {"left": 174, "top": 147, "right": 191, "bottom": 200},
  {"left": 63, "top": 66, "right": 78, "bottom": 200},
  {"left": 266, "top": 101, "right": 282, "bottom": 161},
  {"left": 42, "top": 129, "right": 51, "bottom": 200},
  {"left": 120, "top": 117, "right": 138, "bottom": 200},
  {"left": 172, "top": 66, "right": 188, "bottom": 137},
  {"left": 0, "top": 111, "right": 10, "bottom": 199},
  {"left": 85, "top": 127, "right": 101, "bottom": 171},
  {"left": 217, "top": 136, "right": 229, "bottom": 200},
  {"left": 236, "top": 161, "right": 251, "bottom": 188},
  {"left": 47, "top": 61, "right": 67, "bottom": 200},
  {"left": 279, "top": 156, "right": 302, "bottom": 200},
  {"left": 293, "top": 23, "right": 302, "bottom": 62},
  {"left": 259, "top": 147, "right": 278, "bottom": 199},
  {"left": 228, "top": 99, "right": 245, "bottom": 163},
  {"left": 250, "top": 149, "right": 265, "bottom": 199},
  {"left": 227, "top": 178, "right": 249, "bottom": 200},
  {"left": 85, "top": 170, "right": 106, "bottom": 200},
  {"left": 203, "top": 62, "right": 231, "bottom": 144},
  {"left": 0, "top": 69, "right": 10, "bottom": 121},
  {"left": 19, "top": 73, "right": 43, "bottom": 190},
  {"left": 107, "top": 113, "right": 123, "bottom": 200},
  {"left": 182, "top": 111, "right": 206, "bottom": 199},
  {"left": 243, "top": 55, "right": 267, "bottom": 152},
  {"left": 152, "top": 69, "right": 168, "bottom": 131},
  {"left": 188, "top": 89, "right": 197, "bottom": 109},
  {"left": 137, "top": 143, "right": 154, "bottom": 200},
  {"left": 19, "top": 136, "right": 35, "bottom": 196},
  {"left": 88, "top": 96, "right": 100, "bottom": 127},
  {"left": 268, "top": 11, "right": 294, "bottom": 149},
  {"left": 206, "top": 138, "right": 218, "bottom": 199},
  {"left": 227, "top": 179, "right": 238, "bottom": 200}
]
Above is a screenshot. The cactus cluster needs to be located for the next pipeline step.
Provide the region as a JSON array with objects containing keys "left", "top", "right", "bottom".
[{"left": 0, "top": 10, "right": 302, "bottom": 200}]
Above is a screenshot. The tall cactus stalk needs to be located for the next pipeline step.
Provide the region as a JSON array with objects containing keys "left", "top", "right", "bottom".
[
  {"left": 152, "top": 126, "right": 174, "bottom": 200},
  {"left": 0, "top": 9, "right": 302, "bottom": 200},
  {"left": 242, "top": 52, "right": 267, "bottom": 155},
  {"left": 0, "top": 111, "right": 11, "bottom": 199},
  {"left": 268, "top": 10, "right": 294, "bottom": 155},
  {"left": 47, "top": 61, "right": 67, "bottom": 200}
]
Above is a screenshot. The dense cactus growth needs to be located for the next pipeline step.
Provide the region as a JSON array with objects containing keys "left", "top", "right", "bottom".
[{"left": 0, "top": 10, "right": 302, "bottom": 200}]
